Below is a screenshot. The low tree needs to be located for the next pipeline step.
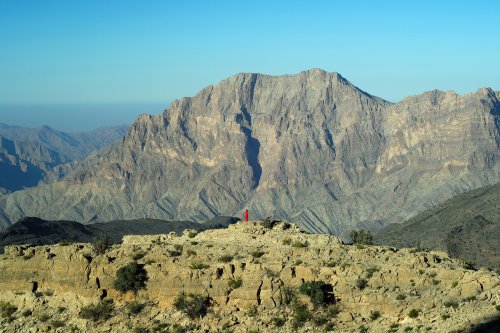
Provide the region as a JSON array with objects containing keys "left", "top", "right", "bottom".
[
  {"left": 113, "top": 262, "right": 148, "bottom": 293},
  {"left": 349, "top": 230, "right": 374, "bottom": 245}
]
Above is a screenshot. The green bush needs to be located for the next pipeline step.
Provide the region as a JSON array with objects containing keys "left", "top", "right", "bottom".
[
  {"left": 79, "top": 299, "right": 114, "bottom": 322},
  {"left": 366, "top": 266, "right": 379, "bottom": 279},
  {"left": 370, "top": 310, "right": 381, "bottom": 320},
  {"left": 464, "top": 296, "right": 476, "bottom": 302},
  {"left": 408, "top": 308, "right": 419, "bottom": 318},
  {"left": 442, "top": 314, "right": 450, "bottom": 320},
  {"left": 0, "top": 301, "right": 17, "bottom": 318},
  {"left": 291, "top": 302, "right": 309, "bottom": 329},
  {"left": 50, "top": 320, "right": 65, "bottom": 328},
  {"left": 396, "top": 294, "right": 406, "bottom": 301},
  {"left": 59, "top": 239, "right": 70, "bottom": 246},
  {"left": 452, "top": 281, "right": 458, "bottom": 288},
  {"left": 22, "top": 309, "right": 32, "bottom": 317},
  {"left": 282, "top": 238, "right": 292, "bottom": 245},
  {"left": 113, "top": 262, "right": 148, "bottom": 293},
  {"left": 349, "top": 230, "right": 374, "bottom": 245},
  {"left": 272, "top": 316, "right": 286, "bottom": 327},
  {"left": 173, "top": 293, "right": 212, "bottom": 319},
  {"left": 188, "top": 231, "right": 198, "bottom": 238},
  {"left": 39, "top": 313, "right": 50, "bottom": 322},
  {"left": 190, "top": 262, "right": 209, "bottom": 270},
  {"left": 327, "top": 304, "right": 341, "bottom": 317},
  {"left": 292, "top": 240, "right": 309, "bottom": 248},
  {"left": 298, "top": 281, "right": 335, "bottom": 307},
  {"left": 131, "top": 251, "right": 146, "bottom": 261},
  {"left": 228, "top": 277, "right": 243, "bottom": 290},
  {"left": 356, "top": 278, "right": 368, "bottom": 290},
  {"left": 92, "top": 234, "right": 112, "bottom": 255},
  {"left": 312, "top": 315, "right": 328, "bottom": 326},
  {"left": 219, "top": 255, "right": 234, "bottom": 263},
  {"left": 443, "top": 300, "right": 459, "bottom": 308},
  {"left": 133, "top": 326, "right": 150, "bottom": 333},
  {"left": 359, "top": 325, "right": 368, "bottom": 333},
  {"left": 250, "top": 251, "right": 265, "bottom": 258},
  {"left": 126, "top": 301, "right": 144, "bottom": 314},
  {"left": 282, "top": 286, "right": 295, "bottom": 305}
]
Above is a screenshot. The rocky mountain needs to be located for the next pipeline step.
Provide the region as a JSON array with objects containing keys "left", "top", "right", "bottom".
[
  {"left": 0, "top": 123, "right": 129, "bottom": 161},
  {"left": 0, "top": 135, "right": 69, "bottom": 193},
  {"left": 0, "top": 221, "right": 499, "bottom": 332},
  {"left": 0, "top": 124, "right": 129, "bottom": 194},
  {"left": 0, "top": 69, "right": 498, "bottom": 234},
  {"left": 375, "top": 182, "right": 500, "bottom": 268}
]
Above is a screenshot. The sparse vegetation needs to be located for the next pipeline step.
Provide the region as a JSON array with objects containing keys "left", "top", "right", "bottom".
[
  {"left": 187, "top": 231, "right": 198, "bottom": 238},
  {"left": 312, "top": 314, "right": 328, "bottom": 326},
  {"left": 282, "top": 238, "right": 292, "bottom": 245},
  {"left": 219, "top": 254, "right": 234, "bottom": 263},
  {"left": 173, "top": 293, "right": 212, "bottom": 319},
  {"left": 358, "top": 325, "right": 368, "bottom": 333},
  {"left": 292, "top": 240, "right": 309, "bottom": 248},
  {"left": 59, "top": 239, "right": 70, "bottom": 246},
  {"left": 190, "top": 262, "right": 209, "bottom": 270},
  {"left": 356, "top": 277, "right": 368, "bottom": 290},
  {"left": 442, "top": 314, "right": 450, "bottom": 320},
  {"left": 294, "top": 259, "right": 303, "bottom": 266},
  {"left": 92, "top": 234, "right": 112, "bottom": 255},
  {"left": 291, "top": 301, "right": 309, "bottom": 329},
  {"left": 133, "top": 326, "right": 150, "bottom": 333},
  {"left": 113, "top": 262, "right": 148, "bottom": 293},
  {"left": 23, "top": 253, "right": 34, "bottom": 260},
  {"left": 396, "top": 294, "right": 406, "bottom": 301},
  {"left": 79, "top": 299, "right": 115, "bottom": 322},
  {"left": 366, "top": 266, "right": 380, "bottom": 279},
  {"left": 21, "top": 309, "right": 32, "bottom": 317},
  {"left": 452, "top": 281, "right": 458, "bottom": 287},
  {"left": 131, "top": 251, "right": 146, "bottom": 261},
  {"left": 327, "top": 304, "right": 341, "bottom": 318},
  {"left": 50, "top": 319, "right": 65, "bottom": 328},
  {"left": 370, "top": 310, "right": 381, "bottom": 320},
  {"left": 432, "top": 279, "right": 441, "bottom": 285},
  {"left": 404, "top": 327, "right": 413, "bottom": 332},
  {"left": 247, "top": 304, "right": 258, "bottom": 317},
  {"left": 228, "top": 277, "right": 243, "bottom": 290},
  {"left": 464, "top": 296, "right": 476, "bottom": 302},
  {"left": 0, "top": 301, "right": 17, "bottom": 318},
  {"left": 39, "top": 313, "right": 50, "bottom": 322},
  {"left": 298, "top": 281, "right": 335, "bottom": 307},
  {"left": 408, "top": 308, "right": 419, "bottom": 318},
  {"left": 126, "top": 301, "right": 145, "bottom": 314},
  {"left": 324, "top": 260, "right": 337, "bottom": 267},
  {"left": 272, "top": 316, "right": 286, "bottom": 327},
  {"left": 463, "top": 261, "right": 475, "bottom": 270},
  {"left": 186, "top": 249, "right": 197, "bottom": 257},
  {"left": 250, "top": 250, "right": 265, "bottom": 258},
  {"left": 443, "top": 300, "right": 459, "bottom": 308},
  {"left": 349, "top": 230, "right": 374, "bottom": 245},
  {"left": 496, "top": 304, "right": 500, "bottom": 312}
]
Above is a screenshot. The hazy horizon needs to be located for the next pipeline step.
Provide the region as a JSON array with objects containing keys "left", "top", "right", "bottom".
[{"left": 0, "top": 102, "right": 167, "bottom": 132}]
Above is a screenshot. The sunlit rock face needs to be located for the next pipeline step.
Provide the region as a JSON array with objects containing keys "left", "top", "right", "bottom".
[{"left": 0, "top": 70, "right": 498, "bottom": 235}]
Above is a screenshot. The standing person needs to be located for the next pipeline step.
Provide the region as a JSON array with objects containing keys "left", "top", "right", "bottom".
[{"left": 244, "top": 209, "right": 249, "bottom": 222}]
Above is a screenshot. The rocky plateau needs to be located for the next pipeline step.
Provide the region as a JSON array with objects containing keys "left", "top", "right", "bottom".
[{"left": 0, "top": 221, "right": 499, "bottom": 332}]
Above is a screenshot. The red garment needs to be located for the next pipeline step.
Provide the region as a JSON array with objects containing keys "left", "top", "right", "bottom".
[{"left": 244, "top": 210, "right": 249, "bottom": 222}]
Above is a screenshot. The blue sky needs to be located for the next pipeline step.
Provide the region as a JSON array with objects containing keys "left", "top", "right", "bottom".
[{"left": 1, "top": 0, "right": 499, "bottom": 131}]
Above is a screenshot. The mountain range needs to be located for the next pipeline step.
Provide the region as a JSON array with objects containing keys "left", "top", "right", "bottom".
[
  {"left": 0, "top": 69, "right": 498, "bottom": 235},
  {"left": 375, "top": 181, "right": 500, "bottom": 268},
  {"left": 0, "top": 123, "right": 128, "bottom": 193}
]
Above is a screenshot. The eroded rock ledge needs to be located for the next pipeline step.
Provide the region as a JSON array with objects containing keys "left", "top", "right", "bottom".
[{"left": 0, "top": 221, "right": 499, "bottom": 332}]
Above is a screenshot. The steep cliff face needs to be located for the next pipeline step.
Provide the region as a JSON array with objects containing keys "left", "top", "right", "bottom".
[
  {"left": 0, "top": 70, "right": 498, "bottom": 234},
  {"left": 0, "top": 135, "right": 68, "bottom": 193}
]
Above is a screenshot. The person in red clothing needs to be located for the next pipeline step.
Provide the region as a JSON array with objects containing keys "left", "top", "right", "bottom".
[{"left": 243, "top": 209, "right": 249, "bottom": 222}]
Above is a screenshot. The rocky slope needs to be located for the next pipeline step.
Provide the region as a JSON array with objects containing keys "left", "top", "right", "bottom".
[
  {"left": 0, "top": 123, "right": 129, "bottom": 161},
  {"left": 0, "top": 216, "right": 239, "bottom": 254},
  {"left": 0, "top": 69, "right": 498, "bottom": 233},
  {"left": 375, "top": 182, "right": 500, "bottom": 269},
  {"left": 0, "top": 221, "right": 499, "bottom": 332},
  {"left": 0, "top": 135, "right": 69, "bottom": 193}
]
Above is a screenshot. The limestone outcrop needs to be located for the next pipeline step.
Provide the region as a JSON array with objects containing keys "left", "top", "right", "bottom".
[{"left": 0, "top": 221, "right": 499, "bottom": 332}]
